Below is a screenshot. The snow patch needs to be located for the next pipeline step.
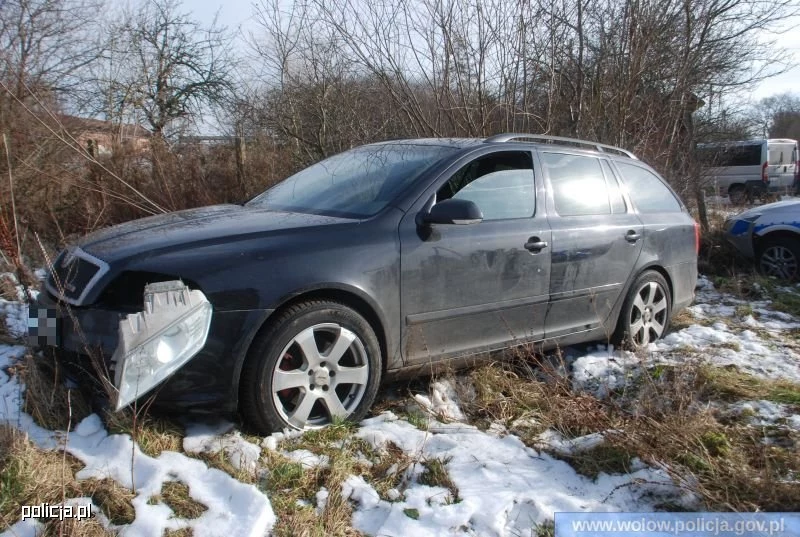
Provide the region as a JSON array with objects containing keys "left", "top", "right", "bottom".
[
  {"left": 0, "top": 348, "right": 275, "bottom": 536},
  {"left": 183, "top": 421, "right": 261, "bottom": 471},
  {"left": 413, "top": 379, "right": 465, "bottom": 421},
  {"left": 282, "top": 448, "right": 330, "bottom": 469},
  {"left": 346, "top": 411, "right": 694, "bottom": 536}
]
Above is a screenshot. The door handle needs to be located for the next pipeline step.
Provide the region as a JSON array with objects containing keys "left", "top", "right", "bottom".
[
  {"left": 525, "top": 238, "right": 548, "bottom": 252},
  {"left": 625, "top": 230, "right": 641, "bottom": 243}
]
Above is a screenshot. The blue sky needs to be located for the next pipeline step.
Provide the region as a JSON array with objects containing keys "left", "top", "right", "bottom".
[{"left": 191, "top": 0, "right": 255, "bottom": 36}]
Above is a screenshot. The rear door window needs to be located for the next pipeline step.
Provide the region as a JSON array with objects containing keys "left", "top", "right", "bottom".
[
  {"left": 541, "top": 152, "right": 611, "bottom": 216},
  {"left": 615, "top": 162, "right": 682, "bottom": 213}
]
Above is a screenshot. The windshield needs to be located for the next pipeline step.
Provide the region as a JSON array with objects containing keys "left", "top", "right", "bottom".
[{"left": 246, "top": 144, "right": 458, "bottom": 218}]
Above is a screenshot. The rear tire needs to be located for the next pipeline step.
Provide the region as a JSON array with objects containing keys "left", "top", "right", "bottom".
[
  {"left": 728, "top": 185, "right": 746, "bottom": 205},
  {"left": 757, "top": 237, "right": 800, "bottom": 281},
  {"left": 239, "top": 300, "right": 382, "bottom": 434},
  {"left": 614, "top": 271, "right": 671, "bottom": 349}
]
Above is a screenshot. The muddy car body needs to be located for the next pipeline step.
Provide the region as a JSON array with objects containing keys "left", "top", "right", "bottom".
[{"left": 38, "top": 134, "right": 698, "bottom": 433}]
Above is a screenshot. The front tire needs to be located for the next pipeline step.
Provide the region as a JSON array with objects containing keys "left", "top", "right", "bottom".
[
  {"left": 614, "top": 271, "right": 671, "bottom": 349},
  {"left": 240, "top": 300, "right": 382, "bottom": 433},
  {"left": 757, "top": 237, "right": 800, "bottom": 281}
]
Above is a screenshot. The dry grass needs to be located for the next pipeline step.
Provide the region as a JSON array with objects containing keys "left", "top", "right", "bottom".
[
  {"left": 192, "top": 449, "right": 258, "bottom": 486},
  {"left": 84, "top": 478, "right": 136, "bottom": 525},
  {"left": 462, "top": 356, "right": 800, "bottom": 512},
  {"left": 0, "top": 425, "right": 133, "bottom": 534},
  {"left": 418, "top": 457, "right": 459, "bottom": 503},
  {"left": 363, "top": 441, "right": 414, "bottom": 501},
  {"left": 669, "top": 309, "right": 696, "bottom": 332},
  {"left": 0, "top": 425, "right": 84, "bottom": 520},
  {"left": 0, "top": 315, "right": 12, "bottom": 345},
  {"left": 0, "top": 272, "right": 21, "bottom": 301},
  {"left": 19, "top": 352, "right": 91, "bottom": 431},
  {"left": 265, "top": 422, "right": 364, "bottom": 537},
  {"left": 556, "top": 443, "right": 635, "bottom": 480},
  {"left": 462, "top": 355, "right": 612, "bottom": 440},
  {"left": 696, "top": 365, "right": 800, "bottom": 405},
  {"left": 40, "top": 515, "right": 115, "bottom": 537},
  {"left": 104, "top": 410, "right": 184, "bottom": 457},
  {"left": 153, "top": 481, "right": 207, "bottom": 519},
  {"left": 163, "top": 529, "right": 194, "bottom": 537},
  {"left": 605, "top": 368, "right": 800, "bottom": 511}
]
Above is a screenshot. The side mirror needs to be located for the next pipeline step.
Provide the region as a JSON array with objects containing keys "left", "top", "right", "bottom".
[{"left": 422, "top": 198, "right": 483, "bottom": 225}]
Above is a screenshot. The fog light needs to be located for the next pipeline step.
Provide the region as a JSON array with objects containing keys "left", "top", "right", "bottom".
[{"left": 113, "top": 281, "right": 212, "bottom": 410}]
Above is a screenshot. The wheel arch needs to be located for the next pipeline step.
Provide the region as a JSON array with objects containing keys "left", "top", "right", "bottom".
[
  {"left": 753, "top": 228, "right": 800, "bottom": 254},
  {"left": 611, "top": 264, "right": 674, "bottom": 347},
  {"left": 233, "top": 285, "right": 390, "bottom": 402},
  {"left": 632, "top": 264, "right": 674, "bottom": 305},
  {"left": 271, "top": 287, "right": 389, "bottom": 366},
  {"left": 727, "top": 183, "right": 746, "bottom": 192}
]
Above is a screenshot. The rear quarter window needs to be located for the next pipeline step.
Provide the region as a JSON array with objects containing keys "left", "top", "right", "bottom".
[{"left": 615, "top": 162, "right": 682, "bottom": 213}]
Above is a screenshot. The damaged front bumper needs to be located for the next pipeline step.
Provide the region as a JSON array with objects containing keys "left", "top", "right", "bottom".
[
  {"left": 32, "top": 281, "right": 213, "bottom": 412},
  {"left": 112, "top": 281, "right": 212, "bottom": 410},
  {"left": 724, "top": 216, "right": 757, "bottom": 259}
]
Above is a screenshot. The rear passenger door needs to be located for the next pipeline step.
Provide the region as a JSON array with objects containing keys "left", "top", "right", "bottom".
[
  {"left": 612, "top": 161, "right": 694, "bottom": 284},
  {"left": 539, "top": 151, "right": 644, "bottom": 339}
]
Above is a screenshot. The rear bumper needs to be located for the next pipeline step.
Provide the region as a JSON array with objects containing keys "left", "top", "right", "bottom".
[{"left": 34, "top": 292, "right": 272, "bottom": 416}]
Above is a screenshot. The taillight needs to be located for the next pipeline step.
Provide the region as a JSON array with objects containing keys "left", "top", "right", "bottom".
[
  {"left": 762, "top": 161, "right": 769, "bottom": 183},
  {"left": 694, "top": 221, "right": 700, "bottom": 254}
]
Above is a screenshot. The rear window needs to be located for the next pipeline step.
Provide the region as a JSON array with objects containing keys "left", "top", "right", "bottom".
[
  {"left": 768, "top": 144, "right": 796, "bottom": 165},
  {"left": 696, "top": 143, "right": 762, "bottom": 167},
  {"left": 615, "top": 163, "right": 682, "bottom": 213}
]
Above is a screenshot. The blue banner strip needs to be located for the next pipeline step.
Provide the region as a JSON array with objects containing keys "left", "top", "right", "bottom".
[{"left": 554, "top": 512, "right": 800, "bottom": 537}]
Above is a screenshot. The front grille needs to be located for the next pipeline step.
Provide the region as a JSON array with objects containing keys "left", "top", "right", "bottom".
[{"left": 46, "top": 247, "right": 109, "bottom": 305}]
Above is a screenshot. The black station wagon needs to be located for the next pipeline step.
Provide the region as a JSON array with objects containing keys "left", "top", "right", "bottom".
[{"left": 38, "top": 134, "right": 699, "bottom": 433}]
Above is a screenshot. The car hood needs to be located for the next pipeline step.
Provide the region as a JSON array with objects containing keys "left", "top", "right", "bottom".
[
  {"left": 77, "top": 204, "right": 354, "bottom": 263},
  {"left": 735, "top": 199, "right": 800, "bottom": 220}
]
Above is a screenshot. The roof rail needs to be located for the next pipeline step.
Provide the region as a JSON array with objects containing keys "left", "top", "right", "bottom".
[{"left": 484, "top": 133, "right": 638, "bottom": 160}]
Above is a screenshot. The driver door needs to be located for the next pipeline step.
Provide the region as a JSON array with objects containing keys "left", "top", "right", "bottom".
[{"left": 398, "top": 150, "right": 551, "bottom": 364}]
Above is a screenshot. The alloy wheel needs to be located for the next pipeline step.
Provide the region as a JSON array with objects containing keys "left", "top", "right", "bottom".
[
  {"left": 628, "top": 281, "right": 668, "bottom": 346},
  {"left": 271, "top": 323, "right": 369, "bottom": 429},
  {"left": 759, "top": 245, "right": 798, "bottom": 281}
]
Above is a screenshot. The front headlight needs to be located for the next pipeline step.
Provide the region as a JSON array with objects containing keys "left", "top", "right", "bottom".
[{"left": 112, "top": 281, "right": 212, "bottom": 410}]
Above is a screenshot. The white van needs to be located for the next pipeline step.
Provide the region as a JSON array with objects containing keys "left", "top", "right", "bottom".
[{"left": 696, "top": 138, "right": 798, "bottom": 203}]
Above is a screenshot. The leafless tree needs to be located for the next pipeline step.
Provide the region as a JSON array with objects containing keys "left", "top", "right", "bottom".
[
  {"left": 749, "top": 92, "right": 800, "bottom": 139},
  {"left": 244, "top": 0, "right": 797, "bottom": 229},
  {"left": 0, "top": 0, "right": 104, "bottom": 101},
  {"left": 102, "top": 0, "right": 235, "bottom": 140}
]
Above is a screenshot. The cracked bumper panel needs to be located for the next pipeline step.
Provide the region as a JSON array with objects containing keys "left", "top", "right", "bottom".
[
  {"left": 36, "top": 291, "right": 273, "bottom": 415},
  {"left": 724, "top": 218, "right": 755, "bottom": 258}
]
